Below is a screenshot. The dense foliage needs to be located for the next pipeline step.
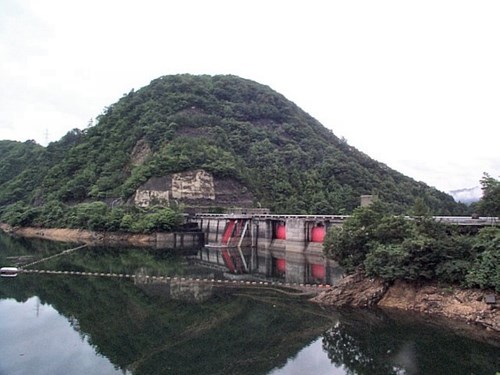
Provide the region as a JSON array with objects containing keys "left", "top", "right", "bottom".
[
  {"left": 477, "top": 173, "right": 500, "bottom": 216},
  {"left": 324, "top": 201, "right": 500, "bottom": 291},
  {"left": 0, "top": 201, "right": 182, "bottom": 233},
  {"left": 1, "top": 74, "right": 468, "bottom": 225},
  {"left": 0, "top": 140, "right": 48, "bottom": 205}
]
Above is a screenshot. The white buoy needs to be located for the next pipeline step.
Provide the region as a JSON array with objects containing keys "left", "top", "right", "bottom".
[{"left": 0, "top": 267, "right": 19, "bottom": 277}]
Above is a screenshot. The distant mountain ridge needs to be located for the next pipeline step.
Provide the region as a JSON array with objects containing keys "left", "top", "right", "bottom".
[
  {"left": 0, "top": 74, "right": 466, "bottom": 215},
  {"left": 449, "top": 186, "right": 482, "bottom": 204}
]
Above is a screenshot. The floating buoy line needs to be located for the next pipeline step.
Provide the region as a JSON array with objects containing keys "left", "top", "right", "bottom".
[
  {"left": 2, "top": 243, "right": 331, "bottom": 292},
  {"left": 19, "top": 269, "right": 330, "bottom": 291},
  {"left": 1, "top": 244, "right": 88, "bottom": 278},
  {"left": 22, "top": 244, "right": 89, "bottom": 268}
]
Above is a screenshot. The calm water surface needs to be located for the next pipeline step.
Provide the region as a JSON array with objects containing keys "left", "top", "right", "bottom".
[{"left": 0, "top": 233, "right": 498, "bottom": 375}]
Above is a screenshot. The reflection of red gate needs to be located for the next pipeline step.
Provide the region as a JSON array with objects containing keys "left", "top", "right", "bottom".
[
  {"left": 221, "top": 247, "right": 246, "bottom": 274},
  {"left": 311, "top": 263, "right": 325, "bottom": 279},
  {"left": 273, "top": 258, "right": 286, "bottom": 276},
  {"left": 221, "top": 248, "right": 236, "bottom": 272}
]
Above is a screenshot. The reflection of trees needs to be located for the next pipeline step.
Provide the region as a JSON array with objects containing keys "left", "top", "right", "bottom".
[
  {"left": 322, "top": 320, "right": 407, "bottom": 375},
  {"left": 322, "top": 309, "right": 500, "bottom": 375},
  {"left": 0, "top": 232, "right": 69, "bottom": 266},
  {"left": 0, "top": 271, "right": 331, "bottom": 375},
  {"left": 0, "top": 233, "right": 334, "bottom": 374}
]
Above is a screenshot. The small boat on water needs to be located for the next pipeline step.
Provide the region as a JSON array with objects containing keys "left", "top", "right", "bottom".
[{"left": 0, "top": 267, "right": 19, "bottom": 278}]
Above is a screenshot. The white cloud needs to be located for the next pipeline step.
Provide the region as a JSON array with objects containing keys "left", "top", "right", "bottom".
[
  {"left": 1, "top": 0, "right": 499, "bottom": 193},
  {"left": 449, "top": 186, "right": 482, "bottom": 204}
]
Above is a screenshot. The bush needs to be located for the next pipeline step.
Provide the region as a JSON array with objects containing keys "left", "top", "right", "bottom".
[
  {"left": 136, "top": 207, "right": 182, "bottom": 233},
  {"left": 436, "top": 260, "right": 472, "bottom": 284},
  {"left": 0, "top": 202, "right": 39, "bottom": 227},
  {"left": 466, "top": 228, "right": 500, "bottom": 291},
  {"left": 325, "top": 204, "right": 499, "bottom": 290},
  {"left": 67, "top": 202, "right": 109, "bottom": 230},
  {"left": 323, "top": 201, "right": 387, "bottom": 271},
  {"left": 37, "top": 200, "right": 67, "bottom": 227},
  {"left": 364, "top": 244, "right": 408, "bottom": 281}
]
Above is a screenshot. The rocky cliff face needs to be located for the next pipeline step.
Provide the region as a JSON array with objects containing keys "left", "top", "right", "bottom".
[
  {"left": 129, "top": 139, "right": 152, "bottom": 167},
  {"left": 310, "top": 272, "right": 389, "bottom": 308},
  {"left": 378, "top": 280, "right": 499, "bottom": 333},
  {"left": 133, "top": 169, "right": 254, "bottom": 208},
  {"left": 311, "top": 272, "right": 500, "bottom": 333}
]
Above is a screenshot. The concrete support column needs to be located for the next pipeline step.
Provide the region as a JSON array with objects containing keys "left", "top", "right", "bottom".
[
  {"left": 255, "top": 219, "right": 272, "bottom": 249},
  {"left": 285, "top": 218, "right": 306, "bottom": 243},
  {"left": 285, "top": 218, "right": 307, "bottom": 252}
]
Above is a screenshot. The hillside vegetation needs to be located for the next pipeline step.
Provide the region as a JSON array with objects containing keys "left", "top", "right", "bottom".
[
  {"left": 0, "top": 74, "right": 468, "bottom": 230},
  {"left": 324, "top": 200, "right": 500, "bottom": 292}
]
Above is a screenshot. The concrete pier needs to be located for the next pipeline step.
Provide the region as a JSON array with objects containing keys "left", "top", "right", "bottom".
[
  {"left": 192, "top": 213, "right": 499, "bottom": 250},
  {"left": 192, "top": 213, "right": 348, "bottom": 249}
]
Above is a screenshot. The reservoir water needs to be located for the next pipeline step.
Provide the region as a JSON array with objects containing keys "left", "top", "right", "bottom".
[{"left": 0, "top": 233, "right": 498, "bottom": 375}]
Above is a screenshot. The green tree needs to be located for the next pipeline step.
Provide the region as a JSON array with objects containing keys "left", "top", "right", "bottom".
[
  {"left": 410, "top": 197, "right": 431, "bottom": 217},
  {"left": 67, "top": 202, "right": 109, "bottom": 230},
  {"left": 37, "top": 200, "right": 67, "bottom": 227},
  {"left": 0, "top": 202, "right": 39, "bottom": 227},
  {"left": 478, "top": 173, "right": 500, "bottom": 216},
  {"left": 466, "top": 227, "right": 500, "bottom": 291},
  {"left": 325, "top": 199, "right": 498, "bottom": 288},
  {"left": 323, "top": 201, "right": 388, "bottom": 271},
  {"left": 364, "top": 244, "right": 408, "bottom": 281}
]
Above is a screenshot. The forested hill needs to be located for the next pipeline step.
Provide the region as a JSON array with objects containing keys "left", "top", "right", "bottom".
[{"left": 0, "top": 74, "right": 465, "bottom": 215}]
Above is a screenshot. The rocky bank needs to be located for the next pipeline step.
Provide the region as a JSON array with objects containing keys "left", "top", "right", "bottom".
[
  {"left": 2, "top": 223, "right": 499, "bottom": 335},
  {"left": 311, "top": 272, "right": 500, "bottom": 334},
  {"left": 0, "top": 223, "right": 157, "bottom": 247}
]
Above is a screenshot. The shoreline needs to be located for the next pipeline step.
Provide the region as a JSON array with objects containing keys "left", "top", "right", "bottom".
[
  {"left": 0, "top": 223, "right": 156, "bottom": 246},
  {"left": 0, "top": 223, "right": 202, "bottom": 249},
  {"left": 2, "top": 223, "right": 499, "bottom": 335},
  {"left": 311, "top": 272, "right": 500, "bottom": 334}
]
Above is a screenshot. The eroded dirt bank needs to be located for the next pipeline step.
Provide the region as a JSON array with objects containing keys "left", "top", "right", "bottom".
[
  {"left": 0, "top": 223, "right": 156, "bottom": 246},
  {"left": 311, "top": 272, "right": 500, "bottom": 334}
]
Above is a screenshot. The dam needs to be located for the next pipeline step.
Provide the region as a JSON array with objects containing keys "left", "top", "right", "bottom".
[
  {"left": 191, "top": 213, "right": 349, "bottom": 286},
  {"left": 190, "top": 212, "right": 499, "bottom": 287}
]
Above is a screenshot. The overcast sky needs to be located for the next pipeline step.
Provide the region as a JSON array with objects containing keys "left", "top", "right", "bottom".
[{"left": 1, "top": 0, "right": 499, "bottom": 197}]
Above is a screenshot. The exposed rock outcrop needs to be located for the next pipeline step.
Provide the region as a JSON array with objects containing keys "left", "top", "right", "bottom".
[
  {"left": 134, "top": 169, "right": 216, "bottom": 207},
  {"left": 378, "top": 280, "right": 500, "bottom": 332},
  {"left": 310, "top": 272, "right": 389, "bottom": 307},
  {"left": 312, "top": 272, "right": 500, "bottom": 333},
  {"left": 133, "top": 169, "right": 254, "bottom": 208},
  {"left": 129, "top": 139, "right": 152, "bottom": 167},
  {"left": 171, "top": 170, "right": 215, "bottom": 200}
]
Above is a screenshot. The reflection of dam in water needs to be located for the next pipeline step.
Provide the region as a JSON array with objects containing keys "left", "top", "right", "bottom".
[
  {"left": 192, "top": 214, "right": 345, "bottom": 286},
  {"left": 135, "top": 268, "right": 214, "bottom": 302},
  {"left": 194, "top": 245, "right": 343, "bottom": 287}
]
